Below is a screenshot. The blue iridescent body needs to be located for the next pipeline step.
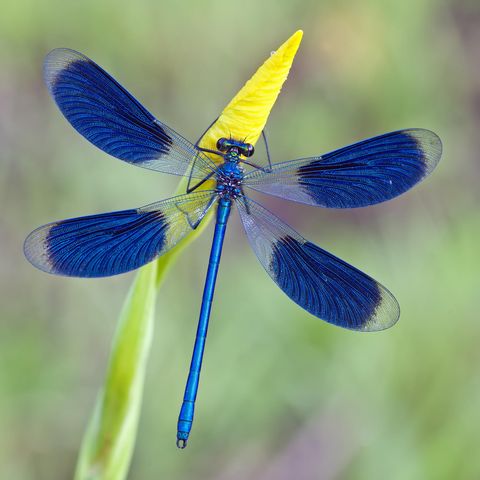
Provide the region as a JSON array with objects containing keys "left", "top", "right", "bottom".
[
  {"left": 177, "top": 151, "right": 242, "bottom": 446},
  {"left": 24, "top": 49, "right": 442, "bottom": 448}
]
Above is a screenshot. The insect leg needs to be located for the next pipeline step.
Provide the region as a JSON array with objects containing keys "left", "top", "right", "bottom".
[
  {"left": 174, "top": 194, "right": 216, "bottom": 230},
  {"left": 262, "top": 129, "right": 272, "bottom": 172},
  {"left": 187, "top": 117, "right": 221, "bottom": 192},
  {"left": 186, "top": 171, "right": 215, "bottom": 194}
]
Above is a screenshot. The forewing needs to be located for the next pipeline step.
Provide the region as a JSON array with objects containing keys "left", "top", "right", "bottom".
[
  {"left": 244, "top": 129, "right": 441, "bottom": 208},
  {"left": 24, "top": 191, "right": 216, "bottom": 277},
  {"left": 236, "top": 197, "right": 399, "bottom": 331},
  {"left": 44, "top": 48, "right": 215, "bottom": 178}
]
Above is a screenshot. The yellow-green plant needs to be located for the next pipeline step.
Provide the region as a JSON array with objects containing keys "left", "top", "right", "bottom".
[{"left": 74, "top": 30, "right": 303, "bottom": 480}]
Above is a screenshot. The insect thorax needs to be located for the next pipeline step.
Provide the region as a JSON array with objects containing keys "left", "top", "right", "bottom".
[
  {"left": 214, "top": 138, "right": 253, "bottom": 199},
  {"left": 216, "top": 158, "right": 244, "bottom": 199}
]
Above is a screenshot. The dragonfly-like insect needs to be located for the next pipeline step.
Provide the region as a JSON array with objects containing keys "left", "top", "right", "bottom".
[{"left": 24, "top": 49, "right": 442, "bottom": 448}]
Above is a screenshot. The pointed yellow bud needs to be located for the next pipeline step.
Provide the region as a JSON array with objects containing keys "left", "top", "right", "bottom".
[{"left": 200, "top": 30, "right": 303, "bottom": 153}]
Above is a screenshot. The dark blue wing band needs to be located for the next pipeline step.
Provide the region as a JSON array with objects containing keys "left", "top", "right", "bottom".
[
  {"left": 24, "top": 209, "right": 168, "bottom": 277},
  {"left": 45, "top": 49, "right": 173, "bottom": 165},
  {"left": 270, "top": 235, "right": 396, "bottom": 330},
  {"left": 298, "top": 129, "right": 441, "bottom": 207}
]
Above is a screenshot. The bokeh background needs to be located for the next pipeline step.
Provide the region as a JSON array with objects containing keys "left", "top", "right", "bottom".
[{"left": 1, "top": 0, "right": 479, "bottom": 478}]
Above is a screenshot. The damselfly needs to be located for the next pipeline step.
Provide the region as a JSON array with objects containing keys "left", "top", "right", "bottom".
[{"left": 24, "top": 49, "right": 442, "bottom": 448}]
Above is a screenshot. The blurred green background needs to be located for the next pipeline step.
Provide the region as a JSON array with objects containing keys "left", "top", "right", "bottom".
[{"left": 1, "top": 0, "right": 479, "bottom": 478}]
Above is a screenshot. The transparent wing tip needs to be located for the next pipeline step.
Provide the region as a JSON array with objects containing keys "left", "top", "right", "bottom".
[
  {"left": 359, "top": 283, "right": 401, "bottom": 332},
  {"left": 406, "top": 128, "right": 442, "bottom": 176},
  {"left": 43, "top": 48, "right": 88, "bottom": 90},
  {"left": 23, "top": 224, "right": 55, "bottom": 274}
]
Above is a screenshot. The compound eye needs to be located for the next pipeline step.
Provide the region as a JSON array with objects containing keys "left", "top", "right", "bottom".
[
  {"left": 244, "top": 144, "right": 255, "bottom": 157},
  {"left": 217, "top": 138, "right": 228, "bottom": 152}
]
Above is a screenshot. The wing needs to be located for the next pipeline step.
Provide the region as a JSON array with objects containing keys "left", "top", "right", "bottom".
[
  {"left": 44, "top": 48, "right": 215, "bottom": 178},
  {"left": 244, "top": 129, "right": 441, "bottom": 208},
  {"left": 24, "top": 191, "right": 216, "bottom": 277},
  {"left": 236, "top": 197, "right": 399, "bottom": 331}
]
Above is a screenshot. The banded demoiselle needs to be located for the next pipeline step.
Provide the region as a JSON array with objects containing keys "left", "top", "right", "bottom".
[{"left": 24, "top": 49, "right": 442, "bottom": 448}]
